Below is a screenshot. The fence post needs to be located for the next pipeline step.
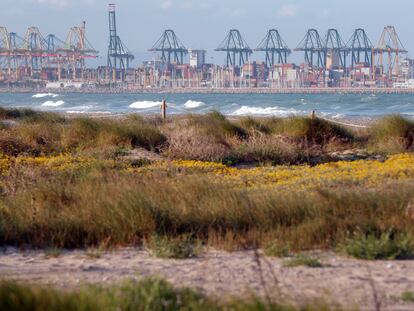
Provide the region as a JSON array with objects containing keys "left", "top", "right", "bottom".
[{"left": 161, "top": 99, "right": 167, "bottom": 120}]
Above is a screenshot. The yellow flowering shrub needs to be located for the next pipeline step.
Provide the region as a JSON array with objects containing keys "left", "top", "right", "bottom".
[
  {"left": 156, "top": 154, "right": 414, "bottom": 190},
  {"left": 15, "top": 154, "right": 94, "bottom": 171},
  {"left": 2, "top": 153, "right": 414, "bottom": 191},
  {"left": 0, "top": 154, "right": 130, "bottom": 174},
  {"left": 0, "top": 157, "right": 11, "bottom": 175}
]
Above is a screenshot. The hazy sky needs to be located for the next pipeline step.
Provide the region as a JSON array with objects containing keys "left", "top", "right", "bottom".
[{"left": 1, "top": 0, "right": 413, "bottom": 65}]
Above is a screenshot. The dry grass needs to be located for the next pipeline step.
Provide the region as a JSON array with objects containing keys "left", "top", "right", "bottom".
[
  {"left": 1, "top": 108, "right": 411, "bottom": 165},
  {"left": 164, "top": 112, "right": 355, "bottom": 164},
  {"left": 0, "top": 113, "right": 167, "bottom": 157},
  {"left": 1, "top": 163, "right": 413, "bottom": 251},
  {"left": 0, "top": 278, "right": 350, "bottom": 311},
  {"left": 340, "top": 231, "right": 414, "bottom": 260},
  {"left": 0, "top": 108, "right": 413, "bottom": 254},
  {"left": 369, "top": 115, "right": 414, "bottom": 154}
]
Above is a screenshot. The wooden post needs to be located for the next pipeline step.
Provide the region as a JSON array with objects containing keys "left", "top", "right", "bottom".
[
  {"left": 161, "top": 99, "right": 167, "bottom": 120},
  {"left": 311, "top": 110, "right": 316, "bottom": 120}
]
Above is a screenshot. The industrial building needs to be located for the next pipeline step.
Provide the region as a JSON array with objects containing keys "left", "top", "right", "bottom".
[{"left": 0, "top": 4, "right": 412, "bottom": 90}]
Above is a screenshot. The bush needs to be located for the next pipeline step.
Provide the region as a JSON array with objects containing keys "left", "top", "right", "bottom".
[
  {"left": 116, "top": 278, "right": 215, "bottom": 311},
  {"left": 15, "top": 121, "right": 65, "bottom": 154},
  {"left": 264, "top": 240, "right": 291, "bottom": 258},
  {"left": 0, "top": 281, "right": 102, "bottom": 311},
  {"left": 272, "top": 117, "right": 353, "bottom": 146},
  {"left": 283, "top": 254, "right": 324, "bottom": 268},
  {"left": 147, "top": 235, "right": 199, "bottom": 259},
  {"left": 167, "top": 115, "right": 323, "bottom": 164},
  {"left": 239, "top": 117, "right": 271, "bottom": 134},
  {"left": 0, "top": 136, "right": 32, "bottom": 156},
  {"left": 0, "top": 278, "right": 350, "bottom": 311},
  {"left": 401, "top": 291, "right": 414, "bottom": 302},
  {"left": 0, "top": 107, "right": 64, "bottom": 123},
  {"left": 341, "top": 231, "right": 414, "bottom": 260},
  {"left": 1, "top": 164, "right": 414, "bottom": 250},
  {"left": 63, "top": 118, "right": 167, "bottom": 152},
  {"left": 189, "top": 111, "right": 247, "bottom": 139},
  {"left": 369, "top": 115, "right": 414, "bottom": 153},
  {"left": 166, "top": 121, "right": 232, "bottom": 162},
  {"left": 231, "top": 134, "right": 303, "bottom": 165}
]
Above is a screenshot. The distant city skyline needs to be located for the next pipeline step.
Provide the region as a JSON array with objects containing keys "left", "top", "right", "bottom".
[{"left": 1, "top": 0, "right": 413, "bottom": 66}]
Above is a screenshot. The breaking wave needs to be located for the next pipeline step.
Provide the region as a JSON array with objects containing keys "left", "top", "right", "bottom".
[
  {"left": 231, "top": 105, "right": 302, "bottom": 116},
  {"left": 66, "top": 110, "right": 86, "bottom": 114},
  {"left": 129, "top": 101, "right": 162, "bottom": 109},
  {"left": 33, "top": 93, "right": 59, "bottom": 98},
  {"left": 66, "top": 110, "right": 111, "bottom": 115},
  {"left": 41, "top": 100, "right": 65, "bottom": 107},
  {"left": 184, "top": 100, "right": 205, "bottom": 109}
]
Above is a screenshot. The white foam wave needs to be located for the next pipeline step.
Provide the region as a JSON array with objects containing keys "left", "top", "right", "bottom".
[
  {"left": 66, "top": 110, "right": 111, "bottom": 115},
  {"left": 184, "top": 100, "right": 205, "bottom": 109},
  {"left": 41, "top": 100, "right": 65, "bottom": 107},
  {"left": 66, "top": 110, "right": 85, "bottom": 114},
  {"left": 231, "top": 105, "right": 302, "bottom": 116},
  {"left": 331, "top": 113, "right": 345, "bottom": 119},
  {"left": 33, "top": 93, "right": 59, "bottom": 98},
  {"left": 129, "top": 101, "right": 162, "bottom": 109}
]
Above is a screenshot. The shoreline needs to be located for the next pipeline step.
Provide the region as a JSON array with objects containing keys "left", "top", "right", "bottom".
[{"left": 2, "top": 87, "right": 414, "bottom": 95}]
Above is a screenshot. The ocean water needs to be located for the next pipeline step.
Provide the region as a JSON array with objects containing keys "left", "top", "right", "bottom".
[{"left": 1, "top": 92, "right": 414, "bottom": 118}]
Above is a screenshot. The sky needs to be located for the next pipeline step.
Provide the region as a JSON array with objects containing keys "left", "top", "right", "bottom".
[{"left": 1, "top": 0, "right": 413, "bottom": 65}]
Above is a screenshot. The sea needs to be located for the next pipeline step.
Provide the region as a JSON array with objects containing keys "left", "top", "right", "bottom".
[{"left": 1, "top": 92, "right": 414, "bottom": 119}]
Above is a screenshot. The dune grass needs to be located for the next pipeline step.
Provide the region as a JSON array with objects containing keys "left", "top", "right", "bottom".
[
  {"left": 0, "top": 108, "right": 413, "bottom": 256},
  {"left": 401, "top": 291, "right": 414, "bottom": 302},
  {"left": 0, "top": 107, "right": 64, "bottom": 123},
  {"left": 146, "top": 235, "right": 199, "bottom": 259},
  {"left": 0, "top": 278, "right": 349, "bottom": 311},
  {"left": 0, "top": 107, "right": 412, "bottom": 164},
  {"left": 283, "top": 254, "right": 324, "bottom": 268},
  {"left": 0, "top": 112, "right": 166, "bottom": 157},
  {"left": 340, "top": 231, "right": 414, "bottom": 260},
  {"left": 165, "top": 111, "right": 355, "bottom": 164},
  {"left": 369, "top": 115, "right": 414, "bottom": 154},
  {"left": 1, "top": 157, "right": 414, "bottom": 252}
]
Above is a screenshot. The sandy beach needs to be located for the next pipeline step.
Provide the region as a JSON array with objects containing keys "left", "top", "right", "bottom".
[{"left": 1, "top": 248, "right": 414, "bottom": 310}]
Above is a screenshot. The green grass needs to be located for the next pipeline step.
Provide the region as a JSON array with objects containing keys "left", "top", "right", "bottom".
[
  {"left": 401, "top": 291, "right": 414, "bottom": 302},
  {"left": 283, "top": 254, "right": 324, "bottom": 268},
  {"left": 165, "top": 112, "right": 355, "bottom": 164},
  {"left": 44, "top": 248, "right": 62, "bottom": 258},
  {"left": 0, "top": 109, "right": 414, "bottom": 253},
  {"left": 1, "top": 164, "right": 414, "bottom": 251},
  {"left": 0, "top": 278, "right": 350, "bottom": 311},
  {"left": 341, "top": 231, "right": 414, "bottom": 260},
  {"left": 369, "top": 115, "right": 414, "bottom": 153},
  {"left": 264, "top": 240, "right": 291, "bottom": 258},
  {"left": 239, "top": 116, "right": 272, "bottom": 134},
  {"left": 0, "top": 282, "right": 100, "bottom": 311},
  {"left": 0, "top": 107, "right": 64, "bottom": 123},
  {"left": 189, "top": 111, "right": 247, "bottom": 139},
  {"left": 146, "top": 235, "right": 199, "bottom": 259},
  {"left": 84, "top": 248, "right": 102, "bottom": 259},
  {"left": 265, "top": 116, "right": 354, "bottom": 145},
  {"left": 55, "top": 117, "right": 167, "bottom": 152},
  {"left": 2, "top": 107, "right": 414, "bottom": 165},
  {"left": 0, "top": 109, "right": 166, "bottom": 156}
]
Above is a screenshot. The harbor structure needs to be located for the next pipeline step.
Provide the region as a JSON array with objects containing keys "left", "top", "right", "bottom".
[{"left": 0, "top": 8, "right": 412, "bottom": 90}]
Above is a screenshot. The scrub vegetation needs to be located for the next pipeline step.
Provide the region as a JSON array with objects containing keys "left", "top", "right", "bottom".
[
  {"left": 0, "top": 108, "right": 413, "bottom": 310},
  {"left": 0, "top": 278, "right": 348, "bottom": 311},
  {"left": 0, "top": 109, "right": 413, "bottom": 257}
]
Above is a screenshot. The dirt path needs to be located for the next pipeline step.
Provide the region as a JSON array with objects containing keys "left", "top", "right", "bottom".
[{"left": 1, "top": 248, "right": 413, "bottom": 310}]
